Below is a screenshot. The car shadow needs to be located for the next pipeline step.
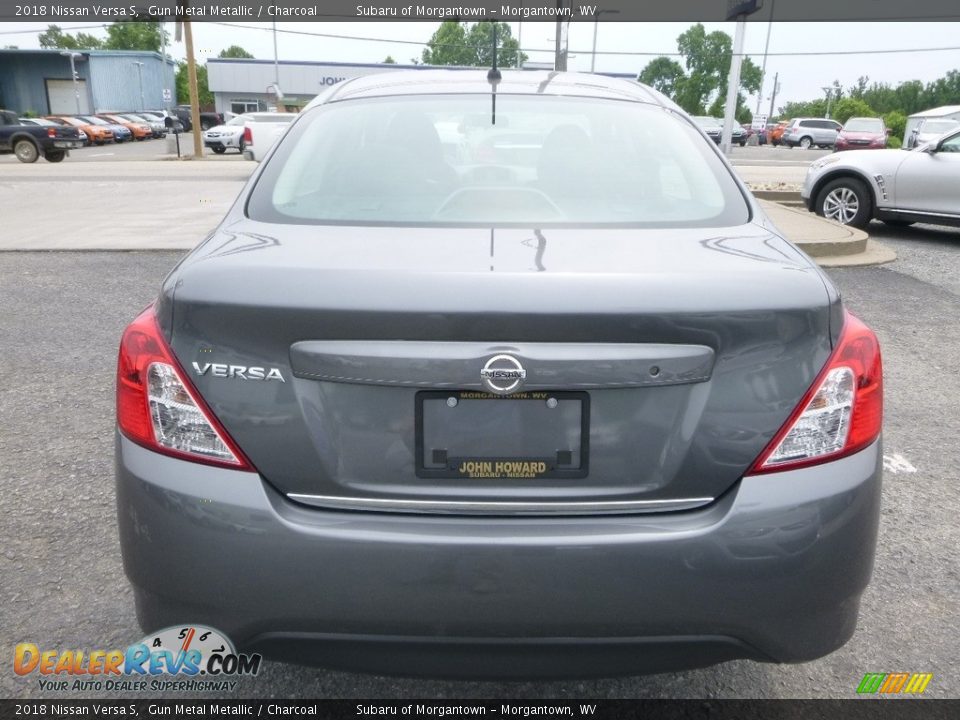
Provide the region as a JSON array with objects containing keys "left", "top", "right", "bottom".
[{"left": 867, "top": 221, "right": 959, "bottom": 244}]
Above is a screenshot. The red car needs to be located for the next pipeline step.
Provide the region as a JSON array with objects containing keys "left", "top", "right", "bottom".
[{"left": 835, "top": 117, "right": 888, "bottom": 151}]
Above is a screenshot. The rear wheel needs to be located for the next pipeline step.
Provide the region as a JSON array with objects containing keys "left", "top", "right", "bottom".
[
  {"left": 14, "top": 139, "right": 39, "bottom": 163},
  {"left": 799, "top": 136, "right": 813, "bottom": 149},
  {"left": 212, "top": 146, "right": 226, "bottom": 154},
  {"left": 238, "top": 138, "right": 246, "bottom": 153},
  {"left": 44, "top": 150, "right": 66, "bottom": 163},
  {"left": 815, "top": 177, "right": 872, "bottom": 228}
]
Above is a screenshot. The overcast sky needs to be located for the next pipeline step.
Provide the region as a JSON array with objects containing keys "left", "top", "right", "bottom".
[{"left": 2, "top": 21, "right": 958, "bottom": 112}]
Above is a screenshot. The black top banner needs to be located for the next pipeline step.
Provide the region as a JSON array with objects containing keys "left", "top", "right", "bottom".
[
  {"left": 2, "top": 700, "right": 959, "bottom": 720},
  {"left": 2, "top": 0, "right": 959, "bottom": 23}
]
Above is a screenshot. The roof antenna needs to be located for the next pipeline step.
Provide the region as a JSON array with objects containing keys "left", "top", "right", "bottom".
[{"left": 487, "top": 21, "right": 501, "bottom": 125}]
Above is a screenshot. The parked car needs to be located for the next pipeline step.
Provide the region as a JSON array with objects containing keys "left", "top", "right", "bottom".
[
  {"left": 803, "top": 126, "right": 960, "bottom": 228},
  {"left": 172, "top": 105, "right": 223, "bottom": 132},
  {"left": 768, "top": 120, "right": 789, "bottom": 146},
  {"left": 0, "top": 109, "right": 83, "bottom": 163},
  {"left": 692, "top": 116, "right": 747, "bottom": 146},
  {"left": 782, "top": 118, "right": 842, "bottom": 149},
  {"left": 240, "top": 112, "right": 297, "bottom": 161},
  {"left": 835, "top": 117, "right": 888, "bottom": 151},
  {"left": 20, "top": 117, "right": 87, "bottom": 146},
  {"left": 76, "top": 115, "right": 132, "bottom": 143},
  {"left": 47, "top": 115, "right": 114, "bottom": 145},
  {"left": 116, "top": 70, "right": 883, "bottom": 678},
  {"left": 907, "top": 117, "right": 960, "bottom": 149},
  {"left": 115, "top": 113, "right": 166, "bottom": 138},
  {"left": 97, "top": 114, "right": 152, "bottom": 141},
  {"left": 202, "top": 113, "right": 269, "bottom": 154}
]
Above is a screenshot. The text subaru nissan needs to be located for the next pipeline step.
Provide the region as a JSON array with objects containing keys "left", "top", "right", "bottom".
[{"left": 116, "top": 71, "right": 883, "bottom": 678}]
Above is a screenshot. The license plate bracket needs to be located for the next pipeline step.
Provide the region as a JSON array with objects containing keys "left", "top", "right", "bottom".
[{"left": 416, "top": 390, "right": 589, "bottom": 480}]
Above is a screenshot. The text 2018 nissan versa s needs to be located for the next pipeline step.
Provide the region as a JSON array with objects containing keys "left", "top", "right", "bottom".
[{"left": 116, "top": 71, "right": 883, "bottom": 678}]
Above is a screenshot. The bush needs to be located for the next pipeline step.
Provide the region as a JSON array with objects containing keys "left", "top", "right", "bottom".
[
  {"left": 887, "top": 135, "right": 903, "bottom": 149},
  {"left": 883, "top": 111, "right": 907, "bottom": 139}
]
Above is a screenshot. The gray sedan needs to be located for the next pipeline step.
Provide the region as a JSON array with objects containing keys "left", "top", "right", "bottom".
[
  {"left": 803, "top": 128, "right": 960, "bottom": 228},
  {"left": 115, "top": 70, "right": 883, "bottom": 678}
]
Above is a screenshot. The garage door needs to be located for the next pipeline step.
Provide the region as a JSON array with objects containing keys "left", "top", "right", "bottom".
[{"left": 46, "top": 79, "right": 90, "bottom": 115}]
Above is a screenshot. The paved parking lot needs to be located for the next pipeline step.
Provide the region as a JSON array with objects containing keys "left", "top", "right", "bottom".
[{"left": 1, "top": 150, "right": 957, "bottom": 700}]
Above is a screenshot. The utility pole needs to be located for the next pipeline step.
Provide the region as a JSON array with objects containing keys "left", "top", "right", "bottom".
[
  {"left": 755, "top": 0, "right": 774, "bottom": 116},
  {"left": 767, "top": 71, "right": 779, "bottom": 122},
  {"left": 590, "top": 10, "right": 620, "bottom": 73},
  {"left": 160, "top": 20, "right": 170, "bottom": 112},
  {"left": 720, "top": 17, "right": 746, "bottom": 154},
  {"left": 554, "top": 0, "right": 568, "bottom": 71},
  {"left": 183, "top": 20, "right": 203, "bottom": 157}
]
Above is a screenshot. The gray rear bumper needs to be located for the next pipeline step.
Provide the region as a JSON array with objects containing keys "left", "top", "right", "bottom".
[{"left": 116, "top": 433, "right": 882, "bottom": 677}]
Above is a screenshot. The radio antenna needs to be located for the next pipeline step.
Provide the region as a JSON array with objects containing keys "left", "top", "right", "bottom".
[{"left": 487, "top": 21, "right": 501, "bottom": 125}]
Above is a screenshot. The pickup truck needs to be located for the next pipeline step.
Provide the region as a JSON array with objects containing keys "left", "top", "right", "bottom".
[
  {"left": 0, "top": 109, "right": 83, "bottom": 163},
  {"left": 240, "top": 112, "right": 297, "bottom": 162}
]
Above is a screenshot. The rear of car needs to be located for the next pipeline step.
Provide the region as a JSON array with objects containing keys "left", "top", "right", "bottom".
[
  {"left": 99, "top": 114, "right": 152, "bottom": 140},
  {"left": 116, "top": 71, "right": 883, "bottom": 678},
  {"left": 48, "top": 115, "right": 113, "bottom": 144},
  {"left": 835, "top": 117, "right": 887, "bottom": 151},
  {"left": 240, "top": 112, "right": 297, "bottom": 161},
  {"left": 908, "top": 117, "right": 960, "bottom": 148},
  {"left": 783, "top": 118, "right": 842, "bottom": 149}
]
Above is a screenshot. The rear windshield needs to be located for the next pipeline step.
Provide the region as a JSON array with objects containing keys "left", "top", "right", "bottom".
[
  {"left": 922, "top": 120, "right": 959, "bottom": 134},
  {"left": 247, "top": 95, "right": 749, "bottom": 228},
  {"left": 844, "top": 118, "right": 882, "bottom": 132}
]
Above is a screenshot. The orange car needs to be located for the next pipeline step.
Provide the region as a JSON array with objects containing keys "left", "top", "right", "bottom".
[
  {"left": 46, "top": 115, "right": 114, "bottom": 145},
  {"left": 98, "top": 114, "right": 152, "bottom": 140},
  {"left": 769, "top": 121, "right": 790, "bottom": 147}
]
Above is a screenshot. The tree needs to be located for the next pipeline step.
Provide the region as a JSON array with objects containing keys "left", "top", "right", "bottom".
[
  {"left": 218, "top": 45, "right": 253, "bottom": 59},
  {"left": 175, "top": 61, "right": 213, "bottom": 107},
  {"left": 39, "top": 24, "right": 102, "bottom": 50},
  {"left": 103, "top": 20, "right": 168, "bottom": 53},
  {"left": 830, "top": 97, "right": 875, "bottom": 124},
  {"left": 421, "top": 21, "right": 526, "bottom": 68},
  {"left": 638, "top": 24, "right": 761, "bottom": 117},
  {"left": 383, "top": 55, "right": 397, "bottom": 64},
  {"left": 638, "top": 57, "right": 685, "bottom": 97}
]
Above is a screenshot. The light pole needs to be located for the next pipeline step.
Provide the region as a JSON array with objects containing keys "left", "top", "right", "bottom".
[
  {"left": 822, "top": 86, "right": 833, "bottom": 119},
  {"left": 133, "top": 61, "right": 145, "bottom": 112},
  {"left": 60, "top": 51, "right": 83, "bottom": 115},
  {"left": 590, "top": 10, "right": 620, "bottom": 73}
]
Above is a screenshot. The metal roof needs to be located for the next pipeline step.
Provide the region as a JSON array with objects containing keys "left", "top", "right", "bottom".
[{"left": 907, "top": 105, "right": 960, "bottom": 119}]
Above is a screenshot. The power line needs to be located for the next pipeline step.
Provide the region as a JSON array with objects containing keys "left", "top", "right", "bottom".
[{"left": 3, "top": 21, "right": 960, "bottom": 59}]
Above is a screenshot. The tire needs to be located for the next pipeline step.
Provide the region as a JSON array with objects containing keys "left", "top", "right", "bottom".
[
  {"left": 238, "top": 138, "right": 246, "bottom": 153},
  {"left": 212, "top": 146, "right": 226, "bottom": 154},
  {"left": 882, "top": 219, "right": 915, "bottom": 228},
  {"left": 799, "top": 136, "right": 813, "bottom": 149},
  {"left": 738, "top": 140, "right": 746, "bottom": 147},
  {"left": 14, "top": 139, "right": 40, "bottom": 163},
  {"left": 44, "top": 150, "right": 66, "bottom": 163},
  {"left": 815, "top": 177, "right": 873, "bottom": 228},
  {"left": 772, "top": 140, "right": 780, "bottom": 147}
]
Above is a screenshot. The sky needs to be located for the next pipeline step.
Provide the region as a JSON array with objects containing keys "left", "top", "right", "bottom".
[{"left": 1, "top": 20, "right": 958, "bottom": 112}]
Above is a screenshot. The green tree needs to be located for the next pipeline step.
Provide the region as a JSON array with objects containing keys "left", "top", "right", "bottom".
[
  {"left": 383, "top": 55, "right": 397, "bottom": 64},
  {"left": 640, "top": 24, "right": 761, "bottom": 116},
  {"left": 421, "top": 21, "right": 526, "bottom": 67},
  {"left": 218, "top": 45, "right": 253, "bottom": 59},
  {"left": 175, "top": 62, "right": 213, "bottom": 107},
  {"left": 103, "top": 20, "right": 168, "bottom": 53},
  {"left": 637, "top": 57, "right": 685, "bottom": 97},
  {"left": 829, "top": 97, "right": 876, "bottom": 124},
  {"left": 883, "top": 110, "right": 907, "bottom": 139},
  {"left": 39, "top": 24, "right": 103, "bottom": 50}
]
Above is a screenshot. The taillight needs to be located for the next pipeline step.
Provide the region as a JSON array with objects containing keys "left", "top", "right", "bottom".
[
  {"left": 243, "top": 126, "right": 252, "bottom": 145},
  {"left": 748, "top": 310, "right": 882, "bottom": 474},
  {"left": 47, "top": 128, "right": 57, "bottom": 138},
  {"left": 116, "top": 306, "right": 254, "bottom": 471}
]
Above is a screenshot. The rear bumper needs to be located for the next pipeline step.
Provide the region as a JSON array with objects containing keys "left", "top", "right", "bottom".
[{"left": 116, "top": 433, "right": 882, "bottom": 677}]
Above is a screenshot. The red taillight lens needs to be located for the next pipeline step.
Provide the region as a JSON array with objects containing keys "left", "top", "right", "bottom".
[
  {"left": 116, "top": 306, "right": 254, "bottom": 471},
  {"left": 47, "top": 128, "right": 57, "bottom": 138},
  {"left": 748, "top": 310, "right": 882, "bottom": 474},
  {"left": 243, "top": 126, "right": 252, "bottom": 145}
]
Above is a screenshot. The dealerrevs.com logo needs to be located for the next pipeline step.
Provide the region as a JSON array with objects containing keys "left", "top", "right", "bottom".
[{"left": 14, "top": 625, "right": 262, "bottom": 692}]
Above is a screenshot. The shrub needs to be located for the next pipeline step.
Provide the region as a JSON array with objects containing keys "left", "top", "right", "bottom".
[{"left": 887, "top": 135, "right": 903, "bottom": 149}]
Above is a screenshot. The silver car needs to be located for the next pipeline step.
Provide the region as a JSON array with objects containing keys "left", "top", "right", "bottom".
[
  {"left": 783, "top": 117, "right": 843, "bottom": 149},
  {"left": 116, "top": 70, "right": 883, "bottom": 678},
  {"left": 803, "top": 127, "right": 960, "bottom": 228}
]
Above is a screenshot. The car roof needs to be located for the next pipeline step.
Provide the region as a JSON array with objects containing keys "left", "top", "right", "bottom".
[{"left": 309, "top": 70, "right": 666, "bottom": 109}]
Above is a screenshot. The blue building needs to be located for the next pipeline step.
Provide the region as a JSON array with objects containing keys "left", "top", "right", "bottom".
[{"left": 0, "top": 49, "right": 176, "bottom": 116}]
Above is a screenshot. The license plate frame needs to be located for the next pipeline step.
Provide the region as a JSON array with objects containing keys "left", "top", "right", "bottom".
[{"left": 415, "top": 390, "right": 590, "bottom": 480}]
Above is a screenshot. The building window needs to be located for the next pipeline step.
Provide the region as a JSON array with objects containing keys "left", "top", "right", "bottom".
[{"left": 230, "top": 99, "right": 261, "bottom": 114}]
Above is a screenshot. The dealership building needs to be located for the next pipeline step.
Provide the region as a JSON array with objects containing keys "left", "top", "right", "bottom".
[
  {"left": 0, "top": 49, "right": 175, "bottom": 116},
  {"left": 207, "top": 58, "right": 636, "bottom": 115}
]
